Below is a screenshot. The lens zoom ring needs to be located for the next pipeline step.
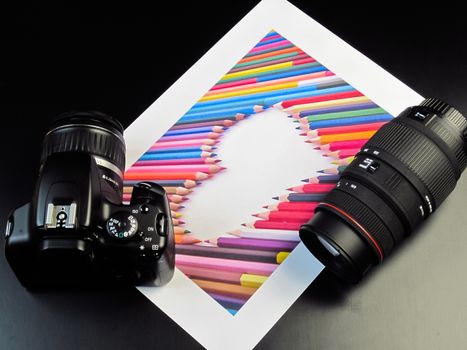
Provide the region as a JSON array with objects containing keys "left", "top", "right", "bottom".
[
  {"left": 365, "top": 121, "right": 457, "bottom": 206},
  {"left": 42, "top": 127, "right": 126, "bottom": 170},
  {"left": 322, "top": 189, "right": 394, "bottom": 257}
]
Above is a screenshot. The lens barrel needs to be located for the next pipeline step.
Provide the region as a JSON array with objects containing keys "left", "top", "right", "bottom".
[
  {"left": 300, "top": 98, "right": 467, "bottom": 283},
  {"left": 41, "top": 111, "right": 126, "bottom": 173}
]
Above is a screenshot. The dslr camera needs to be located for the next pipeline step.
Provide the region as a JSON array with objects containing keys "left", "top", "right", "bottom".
[{"left": 5, "top": 111, "right": 175, "bottom": 287}]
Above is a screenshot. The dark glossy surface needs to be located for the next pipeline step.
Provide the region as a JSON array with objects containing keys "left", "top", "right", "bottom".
[{"left": 1, "top": 2, "right": 467, "bottom": 349}]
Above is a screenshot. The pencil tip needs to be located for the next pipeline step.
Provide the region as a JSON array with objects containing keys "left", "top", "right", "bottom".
[
  {"left": 241, "top": 223, "right": 246, "bottom": 227},
  {"left": 262, "top": 205, "right": 268, "bottom": 209},
  {"left": 313, "top": 146, "right": 320, "bottom": 150},
  {"left": 286, "top": 187, "right": 293, "bottom": 191},
  {"left": 211, "top": 153, "right": 217, "bottom": 157},
  {"left": 301, "top": 178, "right": 309, "bottom": 182},
  {"left": 272, "top": 196, "right": 279, "bottom": 200},
  {"left": 317, "top": 170, "right": 324, "bottom": 174},
  {"left": 184, "top": 230, "right": 191, "bottom": 234}
]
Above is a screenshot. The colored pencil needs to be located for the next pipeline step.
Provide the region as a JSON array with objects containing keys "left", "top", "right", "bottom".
[
  {"left": 283, "top": 95, "right": 371, "bottom": 113},
  {"left": 263, "top": 84, "right": 352, "bottom": 106},
  {"left": 123, "top": 186, "right": 192, "bottom": 196},
  {"left": 332, "top": 156, "right": 355, "bottom": 166},
  {"left": 293, "top": 101, "right": 378, "bottom": 118},
  {"left": 164, "top": 125, "right": 225, "bottom": 136},
  {"left": 324, "top": 148, "right": 360, "bottom": 159},
  {"left": 244, "top": 42, "right": 295, "bottom": 59},
  {"left": 175, "top": 114, "right": 246, "bottom": 126},
  {"left": 175, "top": 235, "right": 201, "bottom": 245},
  {"left": 240, "top": 274, "right": 268, "bottom": 288},
  {"left": 229, "top": 229, "right": 300, "bottom": 242},
  {"left": 275, "top": 90, "right": 363, "bottom": 109},
  {"left": 210, "top": 70, "right": 333, "bottom": 92},
  {"left": 139, "top": 151, "right": 214, "bottom": 161},
  {"left": 229, "top": 53, "right": 309, "bottom": 73},
  {"left": 307, "top": 130, "right": 376, "bottom": 144},
  {"left": 149, "top": 138, "right": 218, "bottom": 150},
  {"left": 170, "top": 202, "right": 184, "bottom": 211},
  {"left": 134, "top": 157, "right": 219, "bottom": 166},
  {"left": 172, "top": 218, "right": 185, "bottom": 226},
  {"left": 175, "top": 244, "right": 286, "bottom": 264},
  {"left": 208, "top": 292, "right": 246, "bottom": 310},
  {"left": 276, "top": 252, "right": 290, "bottom": 263},
  {"left": 319, "top": 166, "right": 347, "bottom": 175},
  {"left": 183, "top": 105, "right": 262, "bottom": 118},
  {"left": 315, "top": 139, "right": 368, "bottom": 151},
  {"left": 301, "top": 175, "right": 340, "bottom": 184},
  {"left": 274, "top": 193, "right": 327, "bottom": 202},
  {"left": 169, "top": 119, "right": 235, "bottom": 130},
  {"left": 210, "top": 237, "right": 297, "bottom": 252},
  {"left": 192, "top": 279, "right": 257, "bottom": 298},
  {"left": 175, "top": 254, "right": 277, "bottom": 275},
  {"left": 287, "top": 183, "right": 335, "bottom": 193},
  {"left": 299, "top": 107, "right": 386, "bottom": 123},
  {"left": 174, "top": 227, "right": 191, "bottom": 235},
  {"left": 222, "top": 60, "right": 296, "bottom": 81},
  {"left": 248, "top": 39, "right": 292, "bottom": 54},
  {"left": 167, "top": 195, "right": 188, "bottom": 203},
  {"left": 194, "top": 77, "right": 344, "bottom": 109},
  {"left": 237, "top": 46, "right": 301, "bottom": 64},
  {"left": 242, "top": 220, "right": 302, "bottom": 230},
  {"left": 256, "top": 35, "right": 285, "bottom": 46},
  {"left": 124, "top": 171, "right": 209, "bottom": 181},
  {"left": 126, "top": 164, "right": 224, "bottom": 174},
  {"left": 123, "top": 179, "right": 199, "bottom": 188},
  {"left": 158, "top": 131, "right": 221, "bottom": 143},
  {"left": 144, "top": 145, "right": 215, "bottom": 154},
  {"left": 263, "top": 202, "right": 319, "bottom": 212},
  {"left": 304, "top": 122, "right": 386, "bottom": 138},
  {"left": 253, "top": 211, "right": 314, "bottom": 223},
  {"left": 304, "top": 113, "right": 393, "bottom": 129}
]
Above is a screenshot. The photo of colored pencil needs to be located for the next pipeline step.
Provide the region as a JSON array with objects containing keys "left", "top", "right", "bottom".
[{"left": 122, "top": 30, "right": 392, "bottom": 314}]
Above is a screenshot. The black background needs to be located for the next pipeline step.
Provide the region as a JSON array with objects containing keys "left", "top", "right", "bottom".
[{"left": 1, "top": 2, "right": 466, "bottom": 349}]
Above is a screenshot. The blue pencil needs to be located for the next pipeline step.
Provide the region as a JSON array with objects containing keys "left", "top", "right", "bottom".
[
  {"left": 244, "top": 43, "right": 294, "bottom": 58},
  {"left": 189, "top": 79, "right": 344, "bottom": 110},
  {"left": 263, "top": 85, "right": 355, "bottom": 106},
  {"left": 145, "top": 146, "right": 216, "bottom": 154},
  {"left": 182, "top": 105, "right": 262, "bottom": 119},
  {"left": 164, "top": 126, "right": 224, "bottom": 137},
  {"left": 302, "top": 174, "right": 340, "bottom": 183},
  {"left": 124, "top": 179, "right": 200, "bottom": 187},
  {"left": 294, "top": 102, "right": 379, "bottom": 119},
  {"left": 139, "top": 151, "right": 213, "bottom": 161},
  {"left": 274, "top": 193, "right": 327, "bottom": 202},
  {"left": 175, "top": 114, "right": 246, "bottom": 126},
  {"left": 187, "top": 81, "right": 346, "bottom": 114},
  {"left": 307, "top": 113, "right": 393, "bottom": 129},
  {"left": 264, "top": 30, "right": 278, "bottom": 38},
  {"left": 220, "top": 62, "right": 321, "bottom": 83},
  {"left": 254, "top": 36, "right": 286, "bottom": 47}
]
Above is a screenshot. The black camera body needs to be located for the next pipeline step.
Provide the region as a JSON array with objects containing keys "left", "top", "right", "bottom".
[{"left": 5, "top": 112, "right": 175, "bottom": 287}]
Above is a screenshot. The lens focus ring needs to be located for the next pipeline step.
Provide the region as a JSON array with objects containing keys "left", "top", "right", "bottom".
[{"left": 365, "top": 120, "right": 457, "bottom": 207}]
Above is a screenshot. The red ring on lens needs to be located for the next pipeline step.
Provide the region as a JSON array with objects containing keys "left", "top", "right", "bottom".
[{"left": 319, "top": 202, "right": 384, "bottom": 262}]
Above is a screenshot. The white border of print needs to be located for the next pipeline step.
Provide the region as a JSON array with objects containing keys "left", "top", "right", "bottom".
[{"left": 124, "top": 1, "right": 423, "bottom": 349}]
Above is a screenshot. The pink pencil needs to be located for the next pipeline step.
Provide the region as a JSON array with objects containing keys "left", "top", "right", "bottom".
[
  {"left": 248, "top": 39, "right": 292, "bottom": 54},
  {"left": 176, "top": 254, "right": 277, "bottom": 275},
  {"left": 258, "top": 34, "right": 282, "bottom": 43},
  {"left": 126, "top": 164, "right": 225, "bottom": 174},
  {"left": 305, "top": 122, "right": 386, "bottom": 138},
  {"left": 227, "top": 53, "right": 310, "bottom": 74},
  {"left": 149, "top": 138, "right": 218, "bottom": 150},
  {"left": 134, "top": 157, "right": 219, "bottom": 166},
  {"left": 288, "top": 183, "right": 336, "bottom": 193},
  {"left": 324, "top": 148, "right": 360, "bottom": 159},
  {"left": 170, "top": 119, "right": 235, "bottom": 130},
  {"left": 158, "top": 131, "right": 222, "bottom": 143},
  {"left": 315, "top": 139, "right": 367, "bottom": 151}
]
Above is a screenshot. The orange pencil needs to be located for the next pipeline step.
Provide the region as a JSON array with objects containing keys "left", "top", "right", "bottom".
[
  {"left": 306, "top": 130, "right": 376, "bottom": 145},
  {"left": 175, "top": 235, "right": 201, "bottom": 244}
]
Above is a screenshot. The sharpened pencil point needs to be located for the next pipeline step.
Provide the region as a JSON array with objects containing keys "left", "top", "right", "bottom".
[
  {"left": 262, "top": 205, "right": 268, "bottom": 209},
  {"left": 301, "top": 178, "right": 310, "bottom": 182},
  {"left": 287, "top": 187, "right": 293, "bottom": 191},
  {"left": 313, "top": 147, "right": 320, "bottom": 150},
  {"left": 299, "top": 132, "right": 306, "bottom": 136},
  {"left": 252, "top": 213, "right": 260, "bottom": 217},
  {"left": 272, "top": 196, "right": 279, "bottom": 200},
  {"left": 211, "top": 153, "right": 217, "bottom": 157},
  {"left": 184, "top": 230, "right": 191, "bottom": 234},
  {"left": 241, "top": 223, "right": 246, "bottom": 227},
  {"left": 317, "top": 170, "right": 325, "bottom": 174}
]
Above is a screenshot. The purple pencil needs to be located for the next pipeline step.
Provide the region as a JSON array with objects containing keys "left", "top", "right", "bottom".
[{"left": 209, "top": 237, "right": 297, "bottom": 252}]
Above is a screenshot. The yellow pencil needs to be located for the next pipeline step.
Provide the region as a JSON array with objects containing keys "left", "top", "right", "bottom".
[
  {"left": 240, "top": 274, "right": 268, "bottom": 288},
  {"left": 200, "top": 81, "right": 297, "bottom": 101},
  {"left": 283, "top": 96, "right": 371, "bottom": 113},
  {"left": 221, "top": 61, "right": 293, "bottom": 80}
]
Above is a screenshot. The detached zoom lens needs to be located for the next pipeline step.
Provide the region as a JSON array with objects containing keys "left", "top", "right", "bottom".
[{"left": 300, "top": 98, "right": 467, "bottom": 283}]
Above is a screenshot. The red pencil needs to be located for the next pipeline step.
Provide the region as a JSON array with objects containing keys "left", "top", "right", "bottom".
[
  {"left": 324, "top": 148, "right": 360, "bottom": 159},
  {"left": 288, "top": 183, "right": 335, "bottom": 193},
  {"left": 263, "top": 202, "right": 319, "bottom": 212},
  {"left": 274, "top": 90, "right": 364, "bottom": 109},
  {"left": 253, "top": 211, "right": 314, "bottom": 222},
  {"left": 242, "top": 221, "right": 302, "bottom": 230},
  {"left": 315, "top": 139, "right": 368, "bottom": 151},
  {"left": 305, "top": 122, "right": 386, "bottom": 138},
  {"left": 149, "top": 138, "right": 219, "bottom": 151}
]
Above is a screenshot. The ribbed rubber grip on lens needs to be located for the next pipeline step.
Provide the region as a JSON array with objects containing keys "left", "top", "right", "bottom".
[
  {"left": 365, "top": 120, "right": 457, "bottom": 207},
  {"left": 319, "top": 189, "right": 394, "bottom": 258},
  {"left": 41, "top": 127, "right": 126, "bottom": 171},
  {"left": 420, "top": 97, "right": 467, "bottom": 133}
]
